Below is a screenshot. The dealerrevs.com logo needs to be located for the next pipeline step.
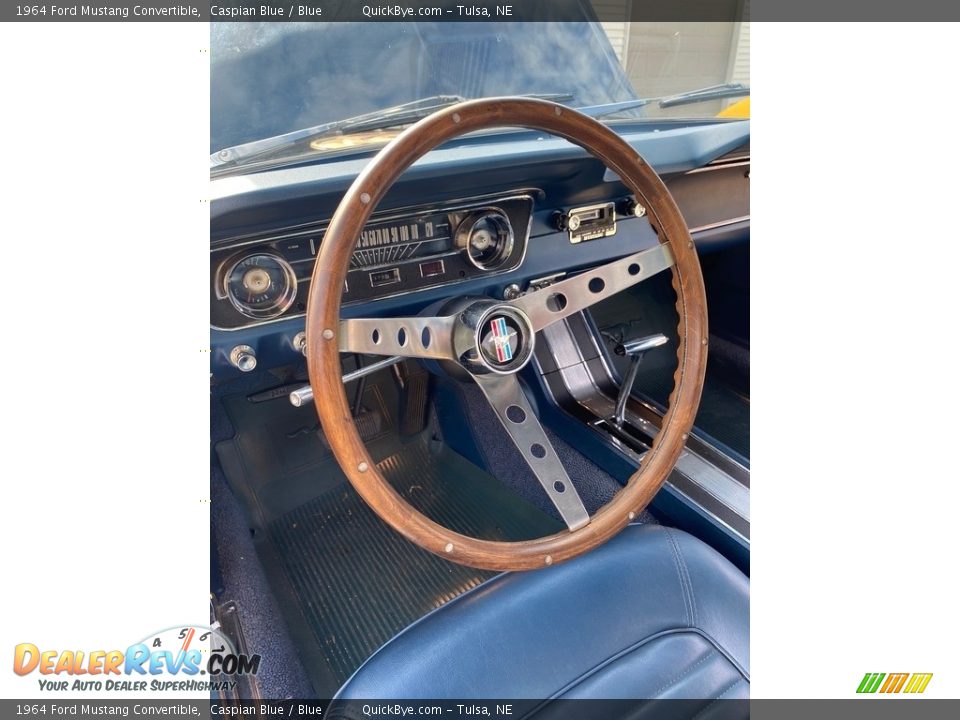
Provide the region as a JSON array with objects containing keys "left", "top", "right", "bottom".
[
  {"left": 12, "top": 625, "right": 260, "bottom": 693},
  {"left": 856, "top": 672, "right": 933, "bottom": 694}
]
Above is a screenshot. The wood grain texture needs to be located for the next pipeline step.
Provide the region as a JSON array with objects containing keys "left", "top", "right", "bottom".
[{"left": 306, "top": 98, "right": 708, "bottom": 571}]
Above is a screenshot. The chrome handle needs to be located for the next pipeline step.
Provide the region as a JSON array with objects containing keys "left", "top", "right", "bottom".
[
  {"left": 289, "top": 355, "right": 405, "bottom": 407},
  {"left": 615, "top": 334, "right": 668, "bottom": 357},
  {"left": 613, "top": 333, "right": 668, "bottom": 426},
  {"left": 289, "top": 385, "right": 315, "bottom": 408},
  {"left": 229, "top": 345, "right": 257, "bottom": 373}
]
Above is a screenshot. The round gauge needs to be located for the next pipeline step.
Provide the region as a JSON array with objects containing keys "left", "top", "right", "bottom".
[
  {"left": 224, "top": 253, "right": 297, "bottom": 319},
  {"left": 456, "top": 210, "right": 514, "bottom": 270}
]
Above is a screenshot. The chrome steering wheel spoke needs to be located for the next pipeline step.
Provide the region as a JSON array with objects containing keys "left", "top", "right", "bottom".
[
  {"left": 509, "top": 242, "right": 675, "bottom": 332},
  {"left": 338, "top": 315, "right": 457, "bottom": 360},
  {"left": 473, "top": 373, "right": 590, "bottom": 532}
]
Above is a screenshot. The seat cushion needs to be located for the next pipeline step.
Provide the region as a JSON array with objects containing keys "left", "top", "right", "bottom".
[{"left": 334, "top": 524, "right": 749, "bottom": 700}]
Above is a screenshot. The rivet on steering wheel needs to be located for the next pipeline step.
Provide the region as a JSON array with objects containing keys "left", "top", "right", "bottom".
[{"left": 322, "top": 328, "right": 334, "bottom": 340}]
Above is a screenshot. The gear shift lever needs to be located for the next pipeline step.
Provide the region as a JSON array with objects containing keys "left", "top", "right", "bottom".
[{"left": 612, "top": 333, "right": 669, "bottom": 426}]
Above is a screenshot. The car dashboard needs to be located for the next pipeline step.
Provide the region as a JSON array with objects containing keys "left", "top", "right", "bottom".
[
  {"left": 211, "top": 193, "right": 536, "bottom": 330},
  {"left": 210, "top": 119, "right": 750, "bottom": 378}
]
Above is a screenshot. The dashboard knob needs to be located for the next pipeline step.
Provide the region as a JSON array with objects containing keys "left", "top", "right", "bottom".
[
  {"left": 617, "top": 197, "right": 647, "bottom": 218},
  {"left": 229, "top": 345, "right": 257, "bottom": 373},
  {"left": 502, "top": 283, "right": 522, "bottom": 301},
  {"left": 549, "top": 210, "right": 568, "bottom": 231},
  {"left": 293, "top": 331, "right": 307, "bottom": 356}
]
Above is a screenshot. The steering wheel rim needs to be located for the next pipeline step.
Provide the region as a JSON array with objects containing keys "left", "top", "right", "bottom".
[{"left": 306, "top": 97, "right": 708, "bottom": 571}]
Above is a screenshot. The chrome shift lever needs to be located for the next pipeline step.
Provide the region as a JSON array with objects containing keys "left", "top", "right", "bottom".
[{"left": 612, "top": 333, "right": 669, "bottom": 426}]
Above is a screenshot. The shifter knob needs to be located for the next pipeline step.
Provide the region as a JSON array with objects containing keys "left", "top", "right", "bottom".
[
  {"left": 615, "top": 333, "right": 669, "bottom": 357},
  {"left": 613, "top": 333, "right": 668, "bottom": 426}
]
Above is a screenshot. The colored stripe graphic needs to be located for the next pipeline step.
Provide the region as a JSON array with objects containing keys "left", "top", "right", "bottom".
[
  {"left": 490, "top": 317, "right": 513, "bottom": 362},
  {"left": 904, "top": 673, "right": 933, "bottom": 694},
  {"left": 880, "top": 673, "right": 908, "bottom": 693},
  {"left": 857, "top": 673, "right": 885, "bottom": 693},
  {"left": 857, "top": 672, "right": 932, "bottom": 694}
]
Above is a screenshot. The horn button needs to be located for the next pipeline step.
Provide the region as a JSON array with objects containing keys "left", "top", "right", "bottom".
[
  {"left": 445, "top": 299, "right": 536, "bottom": 376},
  {"left": 479, "top": 316, "right": 522, "bottom": 367}
]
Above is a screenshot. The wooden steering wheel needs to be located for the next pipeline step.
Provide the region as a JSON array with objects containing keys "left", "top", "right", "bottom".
[{"left": 306, "top": 98, "right": 708, "bottom": 571}]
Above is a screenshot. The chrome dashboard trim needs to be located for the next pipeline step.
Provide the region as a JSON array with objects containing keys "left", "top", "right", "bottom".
[
  {"left": 688, "top": 215, "right": 750, "bottom": 234},
  {"left": 684, "top": 158, "right": 750, "bottom": 175},
  {"left": 210, "top": 187, "right": 543, "bottom": 251},
  {"left": 221, "top": 252, "right": 298, "bottom": 320},
  {"left": 211, "top": 191, "right": 537, "bottom": 332}
]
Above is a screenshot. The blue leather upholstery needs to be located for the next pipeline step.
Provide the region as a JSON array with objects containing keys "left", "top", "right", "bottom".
[{"left": 334, "top": 524, "right": 749, "bottom": 700}]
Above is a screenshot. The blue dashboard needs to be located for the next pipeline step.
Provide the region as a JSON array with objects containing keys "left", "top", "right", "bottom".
[{"left": 210, "top": 119, "right": 750, "bottom": 378}]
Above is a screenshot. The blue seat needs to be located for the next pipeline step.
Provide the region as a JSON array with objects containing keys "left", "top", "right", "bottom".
[{"left": 334, "top": 524, "right": 749, "bottom": 700}]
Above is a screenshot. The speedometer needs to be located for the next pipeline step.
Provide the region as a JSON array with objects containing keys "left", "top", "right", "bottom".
[
  {"left": 456, "top": 209, "right": 514, "bottom": 271},
  {"left": 225, "top": 253, "right": 297, "bottom": 319}
]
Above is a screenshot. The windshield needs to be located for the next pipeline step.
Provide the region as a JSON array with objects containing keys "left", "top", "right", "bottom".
[{"left": 211, "top": 20, "right": 749, "bottom": 161}]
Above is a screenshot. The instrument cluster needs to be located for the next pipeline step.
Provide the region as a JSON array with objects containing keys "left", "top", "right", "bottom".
[{"left": 211, "top": 194, "right": 534, "bottom": 330}]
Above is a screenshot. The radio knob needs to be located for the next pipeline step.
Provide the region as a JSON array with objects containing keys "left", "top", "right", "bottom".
[
  {"left": 617, "top": 197, "right": 647, "bottom": 218},
  {"left": 549, "top": 210, "right": 568, "bottom": 231}
]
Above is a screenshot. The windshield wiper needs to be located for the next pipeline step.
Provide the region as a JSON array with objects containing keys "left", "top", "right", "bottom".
[
  {"left": 211, "top": 95, "right": 462, "bottom": 167},
  {"left": 577, "top": 83, "right": 750, "bottom": 119},
  {"left": 657, "top": 83, "right": 749, "bottom": 109},
  {"left": 211, "top": 92, "right": 574, "bottom": 168},
  {"left": 576, "top": 98, "right": 652, "bottom": 118}
]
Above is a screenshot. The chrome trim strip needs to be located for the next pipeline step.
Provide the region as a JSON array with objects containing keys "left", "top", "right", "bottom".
[
  {"left": 688, "top": 215, "right": 750, "bottom": 235},
  {"left": 210, "top": 187, "right": 543, "bottom": 250},
  {"left": 684, "top": 159, "right": 750, "bottom": 175},
  {"left": 533, "top": 314, "right": 750, "bottom": 542},
  {"left": 663, "top": 480, "right": 750, "bottom": 545},
  {"left": 674, "top": 450, "right": 750, "bottom": 521},
  {"left": 583, "top": 413, "right": 749, "bottom": 544},
  {"left": 211, "top": 192, "right": 536, "bottom": 332}
]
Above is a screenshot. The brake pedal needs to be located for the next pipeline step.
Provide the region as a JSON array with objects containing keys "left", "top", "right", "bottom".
[{"left": 393, "top": 362, "right": 430, "bottom": 437}]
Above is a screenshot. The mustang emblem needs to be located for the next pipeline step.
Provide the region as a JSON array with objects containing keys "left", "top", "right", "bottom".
[{"left": 489, "top": 317, "right": 515, "bottom": 363}]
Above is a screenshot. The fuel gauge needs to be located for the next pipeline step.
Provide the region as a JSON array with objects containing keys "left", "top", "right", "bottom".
[{"left": 225, "top": 253, "right": 297, "bottom": 319}]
